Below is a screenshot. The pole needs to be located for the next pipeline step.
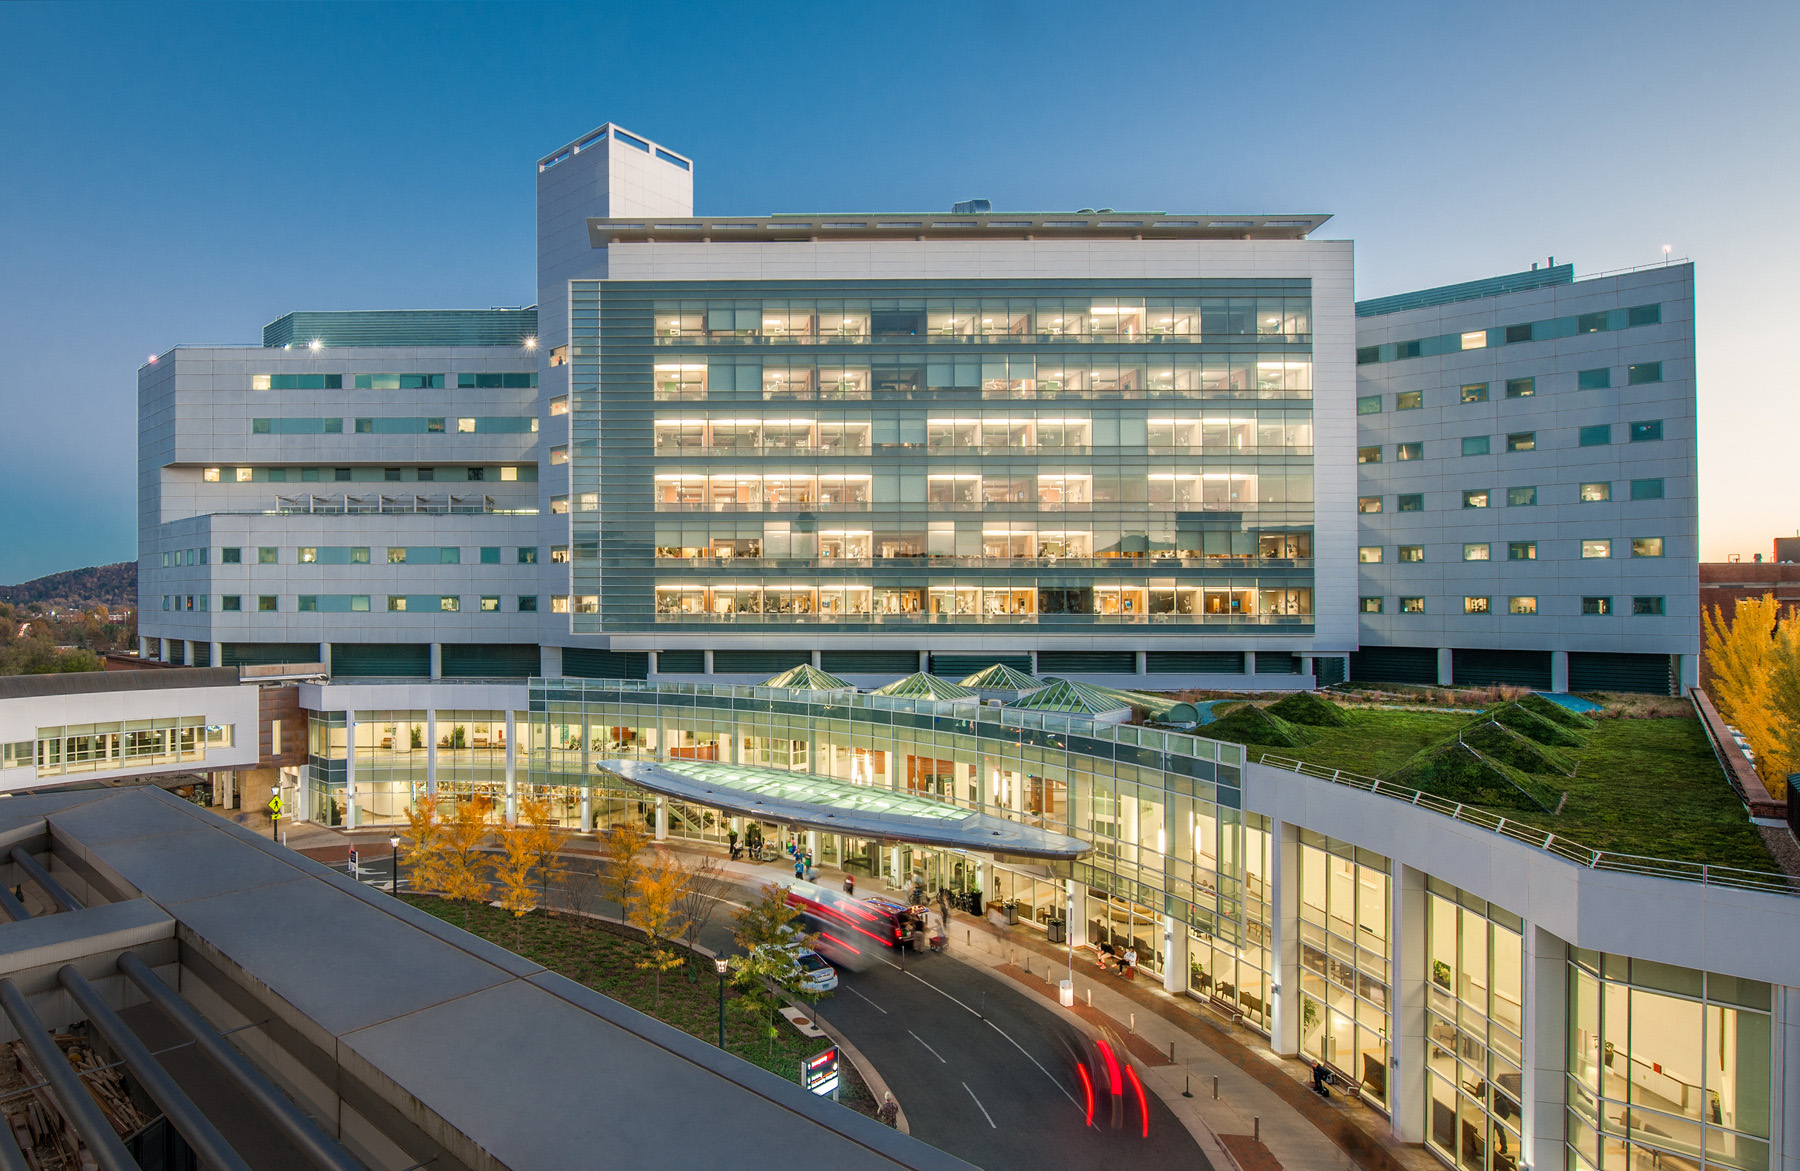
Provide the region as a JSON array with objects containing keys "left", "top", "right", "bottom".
[
  {"left": 717, "top": 966, "right": 726, "bottom": 1048},
  {"left": 390, "top": 837, "right": 400, "bottom": 895},
  {"left": 1066, "top": 893, "right": 1074, "bottom": 994}
]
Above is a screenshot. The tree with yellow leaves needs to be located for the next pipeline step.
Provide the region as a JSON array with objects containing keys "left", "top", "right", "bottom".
[
  {"left": 601, "top": 820, "right": 651, "bottom": 914},
  {"left": 401, "top": 793, "right": 449, "bottom": 895},
  {"left": 518, "top": 798, "right": 568, "bottom": 911},
  {"left": 629, "top": 852, "right": 690, "bottom": 1007},
  {"left": 492, "top": 815, "right": 538, "bottom": 947},
  {"left": 1703, "top": 594, "right": 1799, "bottom": 796},
  {"left": 437, "top": 798, "right": 494, "bottom": 928}
]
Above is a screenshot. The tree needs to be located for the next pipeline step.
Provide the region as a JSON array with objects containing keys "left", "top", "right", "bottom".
[
  {"left": 1704, "top": 595, "right": 1800, "bottom": 795},
  {"left": 437, "top": 799, "right": 494, "bottom": 927},
  {"left": 492, "top": 817, "right": 538, "bottom": 947},
  {"left": 629, "top": 853, "right": 690, "bottom": 1007},
  {"left": 402, "top": 794, "right": 449, "bottom": 894},
  {"left": 518, "top": 798, "right": 568, "bottom": 910},
  {"left": 672, "top": 856, "right": 733, "bottom": 957},
  {"left": 600, "top": 821, "right": 651, "bottom": 913},
  {"left": 727, "top": 882, "right": 822, "bottom": 1056}
]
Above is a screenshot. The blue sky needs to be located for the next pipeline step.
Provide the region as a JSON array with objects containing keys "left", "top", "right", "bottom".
[{"left": 1, "top": 0, "right": 1795, "bottom": 582}]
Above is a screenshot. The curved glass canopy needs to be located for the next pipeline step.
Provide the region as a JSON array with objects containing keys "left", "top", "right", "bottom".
[{"left": 598, "top": 758, "right": 1091, "bottom": 861}]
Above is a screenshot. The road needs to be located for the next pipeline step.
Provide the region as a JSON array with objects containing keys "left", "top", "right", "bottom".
[{"left": 345, "top": 850, "right": 1207, "bottom": 1170}]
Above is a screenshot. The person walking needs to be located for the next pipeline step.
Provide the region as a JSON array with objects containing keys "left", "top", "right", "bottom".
[
  {"left": 877, "top": 1092, "right": 899, "bottom": 1127},
  {"left": 843, "top": 874, "right": 855, "bottom": 896},
  {"left": 936, "top": 886, "right": 951, "bottom": 922},
  {"left": 794, "top": 856, "right": 805, "bottom": 880}
]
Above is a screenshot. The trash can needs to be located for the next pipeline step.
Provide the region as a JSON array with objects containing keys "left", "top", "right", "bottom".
[
  {"left": 1003, "top": 902, "right": 1020, "bottom": 926},
  {"left": 1046, "top": 918, "right": 1066, "bottom": 943}
]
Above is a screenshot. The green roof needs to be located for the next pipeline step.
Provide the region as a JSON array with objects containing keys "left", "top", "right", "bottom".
[
  {"left": 760, "top": 663, "right": 855, "bottom": 691},
  {"left": 872, "top": 673, "right": 978, "bottom": 702},
  {"left": 1071, "top": 681, "right": 1201, "bottom": 725},
  {"left": 1008, "top": 678, "right": 1132, "bottom": 718},
  {"left": 262, "top": 309, "right": 538, "bottom": 349},
  {"left": 958, "top": 663, "right": 1048, "bottom": 692}
]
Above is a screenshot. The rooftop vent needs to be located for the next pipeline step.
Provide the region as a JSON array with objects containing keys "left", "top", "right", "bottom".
[{"left": 951, "top": 199, "right": 991, "bottom": 214}]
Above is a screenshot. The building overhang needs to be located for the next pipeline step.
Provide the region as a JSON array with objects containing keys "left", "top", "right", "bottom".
[
  {"left": 598, "top": 759, "right": 1091, "bottom": 861},
  {"left": 589, "top": 211, "right": 1331, "bottom": 247}
]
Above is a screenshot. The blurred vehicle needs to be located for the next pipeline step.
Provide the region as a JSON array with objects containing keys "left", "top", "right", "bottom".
[
  {"left": 1070, "top": 1025, "right": 1152, "bottom": 1137},
  {"left": 781, "top": 878, "right": 904, "bottom": 968}
]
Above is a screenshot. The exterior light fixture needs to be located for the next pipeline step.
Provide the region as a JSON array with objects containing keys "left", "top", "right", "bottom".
[
  {"left": 308, "top": 338, "right": 323, "bottom": 351},
  {"left": 147, "top": 354, "right": 157, "bottom": 363},
  {"left": 524, "top": 337, "right": 538, "bottom": 350}
]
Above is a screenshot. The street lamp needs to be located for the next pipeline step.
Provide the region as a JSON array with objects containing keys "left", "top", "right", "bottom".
[
  {"left": 389, "top": 834, "right": 401, "bottom": 895},
  {"left": 714, "top": 958, "right": 730, "bottom": 1049}
]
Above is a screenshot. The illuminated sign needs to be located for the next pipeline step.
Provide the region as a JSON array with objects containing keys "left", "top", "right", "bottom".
[{"left": 801, "top": 1045, "right": 839, "bottom": 1099}]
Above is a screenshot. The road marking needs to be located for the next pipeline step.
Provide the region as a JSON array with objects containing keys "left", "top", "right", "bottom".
[
  {"left": 963, "top": 1082, "right": 997, "bottom": 1129},
  {"left": 909, "top": 1030, "right": 947, "bottom": 1063},
  {"left": 902, "top": 969, "right": 982, "bottom": 1017},
  {"left": 985, "top": 1018, "right": 1080, "bottom": 1110},
  {"left": 844, "top": 984, "right": 887, "bottom": 1014}
]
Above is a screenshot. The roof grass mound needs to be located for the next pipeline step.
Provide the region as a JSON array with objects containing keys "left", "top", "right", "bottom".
[
  {"left": 1387, "top": 739, "right": 1556, "bottom": 814},
  {"left": 1458, "top": 717, "right": 1578, "bottom": 777},
  {"left": 1516, "top": 691, "right": 1600, "bottom": 731},
  {"left": 1203, "top": 702, "right": 1314, "bottom": 749},
  {"left": 1483, "top": 700, "right": 1587, "bottom": 748},
  {"left": 1266, "top": 691, "right": 1351, "bottom": 728}
]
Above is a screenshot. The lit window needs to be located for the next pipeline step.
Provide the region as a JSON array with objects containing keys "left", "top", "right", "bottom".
[
  {"left": 500, "top": 466, "right": 518, "bottom": 481},
  {"left": 1505, "top": 378, "right": 1534, "bottom": 398},
  {"left": 1508, "top": 542, "right": 1537, "bottom": 561},
  {"left": 480, "top": 596, "right": 500, "bottom": 612},
  {"left": 1580, "top": 482, "right": 1611, "bottom": 503},
  {"left": 203, "top": 467, "right": 220, "bottom": 482},
  {"left": 387, "top": 547, "right": 406, "bottom": 564},
  {"left": 550, "top": 395, "right": 569, "bottom": 415},
  {"left": 1582, "top": 596, "right": 1612, "bottom": 615},
  {"left": 1461, "top": 383, "right": 1489, "bottom": 404},
  {"left": 252, "top": 374, "right": 271, "bottom": 390},
  {"left": 1396, "top": 442, "right": 1423, "bottom": 461},
  {"left": 1633, "top": 596, "right": 1666, "bottom": 615},
  {"left": 573, "top": 595, "right": 599, "bottom": 614},
  {"left": 1463, "top": 543, "right": 1490, "bottom": 561},
  {"left": 439, "top": 596, "right": 459, "bottom": 612},
  {"left": 1360, "top": 597, "right": 1384, "bottom": 613},
  {"left": 551, "top": 495, "right": 570, "bottom": 515},
  {"left": 551, "top": 595, "right": 571, "bottom": 613},
  {"left": 350, "top": 547, "right": 369, "bottom": 564},
  {"left": 388, "top": 596, "right": 407, "bottom": 612},
  {"left": 1508, "top": 486, "right": 1537, "bottom": 506},
  {"left": 1582, "top": 540, "right": 1612, "bottom": 559},
  {"left": 1396, "top": 391, "right": 1423, "bottom": 410},
  {"left": 1398, "top": 545, "right": 1424, "bottom": 562},
  {"left": 298, "top": 547, "right": 318, "bottom": 563},
  {"left": 1359, "top": 546, "right": 1383, "bottom": 563},
  {"left": 1462, "top": 489, "right": 1489, "bottom": 508},
  {"left": 236, "top": 467, "right": 253, "bottom": 482},
  {"left": 1464, "top": 596, "right": 1490, "bottom": 614},
  {"left": 349, "top": 595, "right": 369, "bottom": 611},
  {"left": 1358, "top": 496, "right": 1383, "bottom": 514},
  {"left": 1509, "top": 596, "right": 1537, "bottom": 615},
  {"left": 517, "top": 547, "right": 537, "bottom": 564},
  {"left": 1397, "top": 494, "right": 1424, "bottom": 512},
  {"left": 1400, "top": 597, "right": 1425, "bottom": 614},
  {"left": 551, "top": 545, "right": 570, "bottom": 564},
  {"left": 1460, "top": 331, "right": 1487, "bottom": 350},
  {"left": 551, "top": 445, "right": 569, "bottom": 465},
  {"left": 1631, "top": 537, "right": 1664, "bottom": 558},
  {"left": 258, "top": 547, "right": 278, "bottom": 564},
  {"left": 1506, "top": 432, "right": 1535, "bottom": 452},
  {"left": 576, "top": 492, "right": 598, "bottom": 511},
  {"left": 457, "top": 418, "right": 476, "bottom": 433}
]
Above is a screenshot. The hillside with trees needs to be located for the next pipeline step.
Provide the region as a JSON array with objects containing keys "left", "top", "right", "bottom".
[{"left": 0, "top": 562, "right": 136, "bottom": 612}]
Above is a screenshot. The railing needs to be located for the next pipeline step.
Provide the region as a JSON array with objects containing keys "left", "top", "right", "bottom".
[
  {"left": 215, "top": 494, "right": 539, "bottom": 516},
  {"left": 1258, "top": 755, "right": 1797, "bottom": 897}
]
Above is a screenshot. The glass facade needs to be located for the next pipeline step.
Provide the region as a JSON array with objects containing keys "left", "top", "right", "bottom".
[
  {"left": 1299, "top": 830, "right": 1392, "bottom": 1109},
  {"left": 1189, "top": 809, "right": 1274, "bottom": 1033},
  {"left": 570, "top": 281, "right": 1317, "bottom": 634},
  {"left": 1427, "top": 880, "right": 1525, "bottom": 1171}
]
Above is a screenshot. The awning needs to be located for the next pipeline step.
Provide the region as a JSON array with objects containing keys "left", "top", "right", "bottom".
[{"left": 598, "top": 759, "right": 1091, "bottom": 861}]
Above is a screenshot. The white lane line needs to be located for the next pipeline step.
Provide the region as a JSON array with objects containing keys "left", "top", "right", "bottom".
[
  {"left": 902, "top": 969, "right": 982, "bottom": 1017},
  {"left": 963, "top": 1082, "right": 997, "bottom": 1129},
  {"left": 844, "top": 984, "right": 887, "bottom": 1014},
  {"left": 985, "top": 1018, "right": 1080, "bottom": 1110},
  {"left": 909, "top": 1030, "right": 947, "bottom": 1064}
]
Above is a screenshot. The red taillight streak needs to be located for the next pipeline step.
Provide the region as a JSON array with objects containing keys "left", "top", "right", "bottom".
[
  {"left": 1125, "top": 1063, "right": 1150, "bottom": 1138},
  {"left": 1076, "top": 1061, "right": 1095, "bottom": 1127},
  {"left": 1097, "top": 1039, "right": 1122, "bottom": 1096},
  {"left": 818, "top": 931, "right": 861, "bottom": 955}
]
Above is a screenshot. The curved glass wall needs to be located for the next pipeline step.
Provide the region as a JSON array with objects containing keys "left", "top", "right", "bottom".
[
  {"left": 1426, "top": 879, "right": 1525, "bottom": 1171},
  {"left": 1298, "top": 830, "right": 1391, "bottom": 1110}
]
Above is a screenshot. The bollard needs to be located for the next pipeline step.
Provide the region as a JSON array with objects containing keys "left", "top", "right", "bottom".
[
  {"left": 1086, "top": 988, "right": 1092, "bottom": 1007},
  {"left": 1213, "top": 1075, "right": 1219, "bottom": 1100},
  {"left": 1168, "top": 1040, "right": 1175, "bottom": 1062},
  {"left": 1130, "top": 1012, "right": 1135, "bottom": 1034},
  {"left": 1182, "top": 1073, "right": 1193, "bottom": 1098},
  {"left": 1254, "top": 1117, "right": 1260, "bottom": 1143}
]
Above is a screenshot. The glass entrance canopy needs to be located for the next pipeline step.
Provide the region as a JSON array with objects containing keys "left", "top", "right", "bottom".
[{"left": 599, "top": 758, "right": 1091, "bottom": 860}]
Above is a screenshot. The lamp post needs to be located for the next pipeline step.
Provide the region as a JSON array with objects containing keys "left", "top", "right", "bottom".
[
  {"left": 714, "top": 958, "right": 729, "bottom": 1049},
  {"left": 1067, "top": 893, "right": 1076, "bottom": 992},
  {"left": 389, "top": 834, "right": 401, "bottom": 895}
]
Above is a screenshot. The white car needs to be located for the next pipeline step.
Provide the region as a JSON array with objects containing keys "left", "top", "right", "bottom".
[{"left": 753, "top": 939, "right": 838, "bottom": 994}]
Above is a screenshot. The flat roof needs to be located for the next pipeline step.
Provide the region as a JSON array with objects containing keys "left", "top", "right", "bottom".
[
  {"left": 601, "top": 759, "right": 1092, "bottom": 860},
  {"left": 590, "top": 211, "right": 1331, "bottom": 247},
  {"left": 0, "top": 667, "right": 240, "bottom": 701}
]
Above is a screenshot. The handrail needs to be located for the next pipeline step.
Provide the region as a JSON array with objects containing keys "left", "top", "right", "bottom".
[{"left": 1257, "top": 754, "right": 1797, "bottom": 897}]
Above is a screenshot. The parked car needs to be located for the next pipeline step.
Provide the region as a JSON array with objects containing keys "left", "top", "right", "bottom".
[{"left": 752, "top": 938, "right": 838, "bottom": 994}]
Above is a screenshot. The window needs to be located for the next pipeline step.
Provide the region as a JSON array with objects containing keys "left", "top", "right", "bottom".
[
  {"left": 549, "top": 394, "right": 569, "bottom": 415},
  {"left": 439, "top": 547, "right": 461, "bottom": 564},
  {"left": 1577, "top": 312, "right": 1607, "bottom": 334},
  {"left": 1356, "top": 346, "right": 1380, "bottom": 365},
  {"left": 1462, "top": 436, "right": 1490, "bottom": 456},
  {"left": 518, "top": 596, "right": 538, "bottom": 612},
  {"left": 1629, "top": 478, "right": 1665, "bottom": 501},
  {"left": 1627, "top": 361, "right": 1663, "bottom": 385},
  {"left": 439, "top": 596, "right": 459, "bottom": 612},
  {"left": 253, "top": 374, "right": 342, "bottom": 391},
  {"left": 1582, "top": 596, "right": 1612, "bottom": 615},
  {"left": 1358, "top": 445, "right": 1382, "bottom": 464},
  {"left": 1578, "top": 424, "right": 1612, "bottom": 447},
  {"left": 387, "top": 597, "right": 407, "bottom": 612},
  {"left": 551, "top": 495, "right": 569, "bottom": 515},
  {"left": 1396, "top": 391, "right": 1423, "bottom": 410},
  {"left": 1578, "top": 368, "right": 1611, "bottom": 390},
  {"left": 298, "top": 595, "right": 318, "bottom": 612},
  {"left": 1507, "top": 486, "right": 1537, "bottom": 506},
  {"left": 1628, "top": 304, "right": 1661, "bottom": 326},
  {"left": 1504, "top": 323, "right": 1532, "bottom": 343},
  {"left": 517, "top": 547, "right": 537, "bottom": 564},
  {"left": 457, "top": 418, "right": 476, "bottom": 434},
  {"left": 1462, "top": 489, "right": 1489, "bottom": 508},
  {"left": 1398, "top": 545, "right": 1424, "bottom": 562},
  {"left": 1400, "top": 596, "right": 1425, "bottom": 614},
  {"left": 1630, "top": 420, "right": 1663, "bottom": 442},
  {"left": 550, "top": 545, "right": 570, "bottom": 564},
  {"left": 1461, "top": 383, "right": 1489, "bottom": 404},
  {"left": 220, "top": 595, "right": 240, "bottom": 611},
  {"left": 480, "top": 596, "right": 500, "bottom": 612},
  {"left": 455, "top": 372, "right": 537, "bottom": 389},
  {"left": 387, "top": 547, "right": 406, "bottom": 564},
  {"left": 1508, "top": 596, "right": 1537, "bottom": 615},
  {"left": 350, "top": 547, "right": 369, "bottom": 564},
  {"left": 479, "top": 547, "right": 500, "bottom": 565},
  {"left": 1397, "top": 340, "right": 1421, "bottom": 359},
  {"left": 257, "top": 547, "right": 278, "bottom": 564},
  {"left": 1580, "top": 481, "right": 1611, "bottom": 503},
  {"left": 220, "top": 547, "right": 241, "bottom": 564},
  {"left": 1358, "top": 546, "right": 1383, "bottom": 563},
  {"left": 573, "top": 595, "right": 600, "bottom": 614},
  {"left": 1463, "top": 543, "right": 1490, "bottom": 561},
  {"left": 1507, "top": 541, "right": 1537, "bottom": 561},
  {"left": 1633, "top": 596, "right": 1666, "bottom": 616},
  {"left": 203, "top": 467, "right": 221, "bottom": 482},
  {"left": 550, "top": 445, "right": 569, "bottom": 465},
  {"left": 1505, "top": 431, "right": 1535, "bottom": 452},
  {"left": 551, "top": 595, "right": 571, "bottom": 613},
  {"left": 235, "top": 467, "right": 252, "bottom": 482},
  {"left": 417, "top": 467, "right": 434, "bottom": 482},
  {"left": 257, "top": 595, "right": 278, "bottom": 612},
  {"left": 1358, "top": 496, "right": 1383, "bottom": 514},
  {"left": 1360, "top": 596, "right": 1384, "bottom": 613},
  {"left": 1357, "top": 395, "right": 1382, "bottom": 415},
  {"left": 1631, "top": 537, "right": 1664, "bottom": 558},
  {"left": 1397, "top": 493, "right": 1424, "bottom": 512},
  {"left": 1460, "top": 331, "right": 1487, "bottom": 350},
  {"left": 1396, "top": 442, "right": 1423, "bottom": 461},
  {"left": 384, "top": 468, "right": 402, "bottom": 482},
  {"left": 1582, "top": 539, "right": 1612, "bottom": 559},
  {"left": 467, "top": 467, "right": 486, "bottom": 482},
  {"left": 1504, "top": 378, "right": 1534, "bottom": 399},
  {"left": 298, "top": 547, "right": 318, "bottom": 563},
  {"left": 499, "top": 466, "right": 518, "bottom": 481},
  {"left": 335, "top": 468, "right": 351, "bottom": 481},
  {"left": 1464, "top": 596, "right": 1490, "bottom": 614}
]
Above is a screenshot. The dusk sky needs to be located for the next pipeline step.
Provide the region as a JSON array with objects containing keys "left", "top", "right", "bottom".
[{"left": 1, "top": 0, "right": 1795, "bottom": 583}]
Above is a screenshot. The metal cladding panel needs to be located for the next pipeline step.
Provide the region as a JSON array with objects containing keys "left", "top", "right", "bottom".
[
  {"left": 1349, "top": 645, "right": 1437, "bottom": 684},
  {"left": 562, "top": 648, "right": 649, "bottom": 680},
  {"left": 331, "top": 643, "right": 430, "bottom": 678},
  {"left": 222, "top": 642, "right": 320, "bottom": 667},
  {"left": 1567, "top": 651, "right": 1673, "bottom": 695},
  {"left": 440, "top": 643, "right": 541, "bottom": 678}
]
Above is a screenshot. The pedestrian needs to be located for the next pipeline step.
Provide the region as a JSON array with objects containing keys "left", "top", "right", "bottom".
[
  {"left": 877, "top": 1092, "right": 899, "bottom": 1127},
  {"left": 937, "top": 886, "right": 950, "bottom": 922},
  {"left": 727, "top": 828, "right": 739, "bottom": 860},
  {"left": 1098, "top": 940, "right": 1115, "bottom": 969},
  {"left": 1123, "top": 945, "right": 1138, "bottom": 977},
  {"left": 794, "top": 858, "right": 804, "bottom": 880},
  {"left": 843, "top": 874, "right": 856, "bottom": 896}
]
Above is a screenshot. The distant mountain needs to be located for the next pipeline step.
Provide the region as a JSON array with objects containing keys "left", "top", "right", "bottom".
[{"left": 0, "top": 563, "right": 136, "bottom": 612}]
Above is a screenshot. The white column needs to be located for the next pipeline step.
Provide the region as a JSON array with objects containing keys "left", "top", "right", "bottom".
[
  {"left": 1550, "top": 650, "right": 1570, "bottom": 693},
  {"left": 1066, "top": 880, "right": 1087, "bottom": 948},
  {"left": 503, "top": 711, "right": 518, "bottom": 824},
  {"left": 425, "top": 711, "right": 438, "bottom": 796},
  {"left": 1269, "top": 819, "right": 1301, "bottom": 1056},
  {"left": 1436, "top": 647, "right": 1454, "bottom": 687},
  {"left": 540, "top": 645, "right": 563, "bottom": 677},
  {"left": 209, "top": 641, "right": 223, "bottom": 670},
  {"left": 1301, "top": 654, "right": 1315, "bottom": 682},
  {"left": 1161, "top": 913, "right": 1186, "bottom": 995},
  {"left": 702, "top": 649, "right": 714, "bottom": 675},
  {"left": 1136, "top": 650, "right": 1148, "bottom": 675},
  {"left": 429, "top": 643, "right": 443, "bottom": 679},
  {"left": 1526, "top": 925, "right": 1568, "bottom": 1171},
  {"left": 139, "top": 635, "right": 152, "bottom": 659},
  {"left": 320, "top": 642, "right": 333, "bottom": 677},
  {"left": 653, "top": 795, "right": 667, "bottom": 841},
  {"left": 918, "top": 651, "right": 929, "bottom": 672},
  {"left": 1389, "top": 864, "right": 1427, "bottom": 1143},
  {"left": 810, "top": 650, "right": 822, "bottom": 668},
  {"left": 343, "top": 711, "right": 358, "bottom": 829},
  {"left": 1677, "top": 653, "right": 1699, "bottom": 692}
]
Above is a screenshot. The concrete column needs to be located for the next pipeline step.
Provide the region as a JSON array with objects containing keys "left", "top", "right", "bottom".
[
  {"left": 425, "top": 711, "right": 438, "bottom": 795},
  {"left": 1526, "top": 926, "right": 1568, "bottom": 1171},
  {"left": 429, "top": 643, "right": 443, "bottom": 680},
  {"left": 1136, "top": 651, "right": 1148, "bottom": 675},
  {"left": 1436, "top": 647, "right": 1454, "bottom": 687},
  {"left": 647, "top": 650, "right": 659, "bottom": 678},
  {"left": 1390, "top": 864, "right": 1427, "bottom": 1143},
  {"left": 1550, "top": 650, "right": 1570, "bottom": 693},
  {"left": 918, "top": 651, "right": 929, "bottom": 672},
  {"left": 344, "top": 711, "right": 358, "bottom": 829},
  {"left": 209, "top": 642, "right": 223, "bottom": 671},
  {"left": 540, "top": 644, "right": 563, "bottom": 678},
  {"left": 1269, "top": 819, "right": 1301, "bottom": 1056},
  {"left": 139, "top": 635, "right": 152, "bottom": 659},
  {"left": 183, "top": 640, "right": 195, "bottom": 666},
  {"left": 162, "top": 638, "right": 175, "bottom": 664},
  {"left": 805, "top": 829, "right": 819, "bottom": 861},
  {"left": 503, "top": 711, "right": 518, "bottom": 824},
  {"left": 1027, "top": 651, "right": 1038, "bottom": 674},
  {"left": 1301, "top": 654, "right": 1315, "bottom": 682},
  {"left": 1065, "top": 880, "right": 1087, "bottom": 948},
  {"left": 1676, "top": 653, "right": 1698, "bottom": 692},
  {"left": 653, "top": 795, "right": 667, "bottom": 841},
  {"left": 889, "top": 846, "right": 902, "bottom": 888},
  {"left": 1161, "top": 912, "right": 1187, "bottom": 995},
  {"left": 810, "top": 650, "right": 822, "bottom": 668},
  {"left": 579, "top": 785, "right": 592, "bottom": 833},
  {"left": 321, "top": 642, "right": 333, "bottom": 677},
  {"left": 702, "top": 649, "right": 714, "bottom": 675}
]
